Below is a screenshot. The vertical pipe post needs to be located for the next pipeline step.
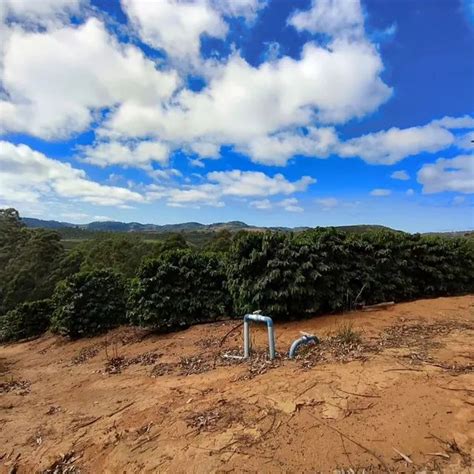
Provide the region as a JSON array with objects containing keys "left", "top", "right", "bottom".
[
  {"left": 243, "top": 320, "right": 250, "bottom": 358},
  {"left": 267, "top": 323, "right": 275, "bottom": 360}
]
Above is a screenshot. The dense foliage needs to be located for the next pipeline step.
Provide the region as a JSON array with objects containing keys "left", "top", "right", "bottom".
[
  {"left": 51, "top": 270, "right": 127, "bottom": 338},
  {"left": 0, "top": 209, "right": 73, "bottom": 315},
  {"left": 1, "top": 208, "right": 473, "bottom": 340},
  {"left": 0, "top": 299, "right": 53, "bottom": 342},
  {"left": 227, "top": 228, "right": 474, "bottom": 319},
  {"left": 128, "top": 250, "right": 231, "bottom": 330}
]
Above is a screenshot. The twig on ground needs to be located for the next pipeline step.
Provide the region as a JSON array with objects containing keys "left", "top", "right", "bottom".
[
  {"left": 393, "top": 447, "right": 413, "bottom": 464},
  {"left": 438, "top": 386, "right": 474, "bottom": 394},
  {"left": 362, "top": 301, "right": 395, "bottom": 311},
  {"left": 107, "top": 401, "right": 134, "bottom": 418},
  {"left": 426, "top": 452, "right": 450, "bottom": 459},
  {"left": 219, "top": 322, "right": 244, "bottom": 347},
  {"left": 76, "top": 416, "right": 102, "bottom": 429},
  {"left": 336, "top": 388, "right": 381, "bottom": 399},
  {"left": 293, "top": 380, "right": 320, "bottom": 401},
  {"left": 340, "top": 433, "right": 355, "bottom": 471},
  {"left": 307, "top": 413, "right": 390, "bottom": 473},
  {"left": 384, "top": 368, "right": 423, "bottom": 372}
]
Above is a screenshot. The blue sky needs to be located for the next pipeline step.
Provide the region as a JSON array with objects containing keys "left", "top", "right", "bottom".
[{"left": 0, "top": 0, "right": 473, "bottom": 231}]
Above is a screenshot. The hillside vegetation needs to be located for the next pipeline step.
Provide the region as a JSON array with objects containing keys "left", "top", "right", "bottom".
[{"left": 1, "top": 207, "right": 473, "bottom": 342}]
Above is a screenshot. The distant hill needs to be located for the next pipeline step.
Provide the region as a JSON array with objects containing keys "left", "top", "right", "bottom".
[
  {"left": 22, "top": 218, "right": 253, "bottom": 233},
  {"left": 22, "top": 217, "right": 74, "bottom": 229},
  {"left": 21, "top": 217, "right": 402, "bottom": 234}
]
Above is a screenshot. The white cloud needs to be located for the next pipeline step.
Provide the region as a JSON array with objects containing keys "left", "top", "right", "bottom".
[
  {"left": 121, "top": 0, "right": 266, "bottom": 65},
  {"left": 213, "top": 0, "right": 267, "bottom": 22},
  {"left": 239, "top": 127, "right": 338, "bottom": 165},
  {"left": 149, "top": 168, "right": 182, "bottom": 181},
  {"left": 288, "top": 0, "right": 364, "bottom": 39},
  {"left": 370, "top": 188, "right": 391, "bottom": 196},
  {"left": 0, "top": 141, "right": 144, "bottom": 207},
  {"left": 0, "top": 0, "right": 85, "bottom": 27},
  {"left": 146, "top": 169, "right": 315, "bottom": 208},
  {"left": 391, "top": 170, "right": 410, "bottom": 180},
  {"left": 60, "top": 211, "right": 114, "bottom": 224},
  {"left": 250, "top": 199, "right": 272, "bottom": 210},
  {"left": 0, "top": 18, "right": 179, "bottom": 139},
  {"left": 207, "top": 170, "right": 315, "bottom": 197},
  {"left": 250, "top": 197, "right": 304, "bottom": 212},
  {"left": 406, "top": 188, "right": 415, "bottom": 196},
  {"left": 279, "top": 197, "right": 303, "bottom": 212},
  {"left": 121, "top": 0, "right": 267, "bottom": 66},
  {"left": 122, "top": 0, "right": 227, "bottom": 63},
  {"left": 80, "top": 140, "right": 169, "bottom": 168},
  {"left": 102, "top": 40, "right": 391, "bottom": 142},
  {"left": 417, "top": 154, "right": 474, "bottom": 194},
  {"left": 190, "top": 141, "right": 221, "bottom": 159},
  {"left": 339, "top": 123, "right": 454, "bottom": 165},
  {"left": 432, "top": 115, "right": 474, "bottom": 129},
  {"left": 316, "top": 197, "right": 339, "bottom": 209},
  {"left": 457, "top": 131, "right": 474, "bottom": 151}
]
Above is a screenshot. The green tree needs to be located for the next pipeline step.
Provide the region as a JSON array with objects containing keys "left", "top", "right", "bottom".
[
  {"left": 75, "top": 234, "right": 157, "bottom": 277},
  {"left": 0, "top": 209, "right": 68, "bottom": 315},
  {"left": 204, "top": 229, "right": 233, "bottom": 253}
]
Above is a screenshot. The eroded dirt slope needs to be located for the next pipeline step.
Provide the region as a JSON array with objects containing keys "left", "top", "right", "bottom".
[{"left": 1, "top": 296, "right": 473, "bottom": 473}]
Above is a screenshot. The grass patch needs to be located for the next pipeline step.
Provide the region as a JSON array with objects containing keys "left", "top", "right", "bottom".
[{"left": 335, "top": 322, "right": 362, "bottom": 345}]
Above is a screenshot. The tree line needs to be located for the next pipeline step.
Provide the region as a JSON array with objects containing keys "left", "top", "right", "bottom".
[{"left": 1, "top": 207, "right": 473, "bottom": 341}]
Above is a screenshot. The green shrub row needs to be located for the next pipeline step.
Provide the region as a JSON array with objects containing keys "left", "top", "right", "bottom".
[
  {"left": 228, "top": 229, "right": 474, "bottom": 319},
  {"left": 1, "top": 229, "right": 473, "bottom": 340},
  {"left": 50, "top": 270, "right": 127, "bottom": 339},
  {"left": 128, "top": 250, "right": 231, "bottom": 330},
  {"left": 0, "top": 299, "right": 53, "bottom": 342}
]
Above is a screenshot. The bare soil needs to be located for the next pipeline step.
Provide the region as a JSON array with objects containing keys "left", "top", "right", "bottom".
[{"left": 1, "top": 296, "right": 473, "bottom": 473}]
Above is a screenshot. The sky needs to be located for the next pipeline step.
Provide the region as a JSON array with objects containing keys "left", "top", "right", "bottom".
[{"left": 0, "top": 0, "right": 473, "bottom": 232}]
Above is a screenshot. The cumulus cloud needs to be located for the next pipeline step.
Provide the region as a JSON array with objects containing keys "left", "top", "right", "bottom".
[
  {"left": 457, "top": 131, "right": 474, "bottom": 151},
  {"left": 406, "top": 188, "right": 415, "bottom": 196},
  {"left": 0, "top": 141, "right": 144, "bottom": 207},
  {"left": 370, "top": 188, "right": 391, "bottom": 196},
  {"left": 250, "top": 199, "right": 272, "bottom": 210},
  {"left": 146, "top": 170, "right": 315, "bottom": 207},
  {"left": 80, "top": 140, "right": 169, "bottom": 168},
  {"left": 279, "top": 197, "right": 303, "bottom": 212},
  {"left": 102, "top": 40, "right": 391, "bottom": 143},
  {"left": 190, "top": 141, "right": 221, "bottom": 159},
  {"left": 0, "top": 18, "right": 179, "bottom": 139},
  {"left": 149, "top": 168, "right": 182, "bottom": 181},
  {"left": 249, "top": 197, "right": 304, "bottom": 212},
  {"left": 288, "top": 0, "right": 364, "bottom": 39},
  {"left": 207, "top": 170, "right": 315, "bottom": 196},
  {"left": 432, "top": 115, "right": 474, "bottom": 129},
  {"left": 391, "top": 170, "right": 410, "bottom": 180},
  {"left": 121, "top": 0, "right": 266, "bottom": 64},
  {"left": 0, "top": 0, "right": 85, "bottom": 27},
  {"left": 338, "top": 123, "right": 454, "bottom": 165},
  {"left": 238, "top": 127, "right": 338, "bottom": 166},
  {"left": 417, "top": 154, "right": 474, "bottom": 194},
  {"left": 122, "top": 0, "right": 227, "bottom": 63}
]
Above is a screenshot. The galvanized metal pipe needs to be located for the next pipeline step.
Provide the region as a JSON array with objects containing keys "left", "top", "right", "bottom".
[
  {"left": 243, "top": 313, "right": 275, "bottom": 360},
  {"left": 288, "top": 334, "right": 319, "bottom": 359}
]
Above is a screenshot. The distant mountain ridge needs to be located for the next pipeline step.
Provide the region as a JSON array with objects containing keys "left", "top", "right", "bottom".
[{"left": 22, "top": 217, "right": 398, "bottom": 234}]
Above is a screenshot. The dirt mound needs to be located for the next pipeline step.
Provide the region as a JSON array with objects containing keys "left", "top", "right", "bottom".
[{"left": 1, "top": 295, "right": 473, "bottom": 473}]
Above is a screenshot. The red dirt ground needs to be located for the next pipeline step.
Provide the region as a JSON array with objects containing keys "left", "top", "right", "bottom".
[{"left": 1, "top": 295, "right": 473, "bottom": 473}]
